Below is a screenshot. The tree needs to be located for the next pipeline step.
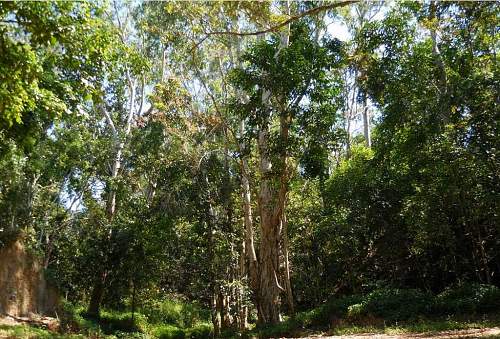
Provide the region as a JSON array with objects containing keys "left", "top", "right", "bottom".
[{"left": 231, "top": 19, "right": 345, "bottom": 323}]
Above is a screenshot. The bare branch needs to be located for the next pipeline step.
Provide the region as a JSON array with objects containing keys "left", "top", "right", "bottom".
[{"left": 100, "top": 103, "right": 117, "bottom": 136}]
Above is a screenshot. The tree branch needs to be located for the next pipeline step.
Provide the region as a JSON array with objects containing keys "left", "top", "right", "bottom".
[
  {"left": 193, "top": 1, "right": 358, "bottom": 50},
  {"left": 100, "top": 103, "right": 117, "bottom": 137}
]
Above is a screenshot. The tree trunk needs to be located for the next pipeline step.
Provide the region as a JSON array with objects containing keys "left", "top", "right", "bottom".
[
  {"left": 238, "top": 238, "right": 248, "bottom": 330},
  {"left": 255, "top": 3, "right": 291, "bottom": 323},
  {"left": 87, "top": 271, "right": 107, "bottom": 318},
  {"left": 211, "top": 292, "right": 221, "bottom": 337},
  {"left": 362, "top": 94, "right": 371, "bottom": 147},
  {"left": 88, "top": 70, "right": 137, "bottom": 318},
  {"left": 346, "top": 113, "right": 352, "bottom": 158},
  {"left": 239, "top": 120, "right": 259, "bottom": 294},
  {"left": 281, "top": 212, "right": 294, "bottom": 314},
  {"left": 257, "top": 120, "right": 283, "bottom": 324}
]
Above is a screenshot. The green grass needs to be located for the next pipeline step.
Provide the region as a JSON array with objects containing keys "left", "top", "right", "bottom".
[
  {"left": 0, "top": 324, "right": 85, "bottom": 338},
  {"left": 4, "top": 285, "right": 500, "bottom": 338},
  {"left": 248, "top": 313, "right": 500, "bottom": 338},
  {"left": 3, "top": 315, "right": 500, "bottom": 338},
  {"left": 247, "top": 284, "right": 500, "bottom": 338},
  {"left": 55, "top": 299, "right": 213, "bottom": 338},
  {"left": 331, "top": 316, "right": 500, "bottom": 335}
]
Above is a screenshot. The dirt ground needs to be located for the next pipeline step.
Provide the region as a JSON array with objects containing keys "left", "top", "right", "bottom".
[
  {"left": 294, "top": 327, "right": 500, "bottom": 339},
  {"left": 0, "top": 314, "right": 59, "bottom": 331}
]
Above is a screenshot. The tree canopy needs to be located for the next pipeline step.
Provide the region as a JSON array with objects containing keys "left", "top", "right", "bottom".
[{"left": 0, "top": 1, "right": 498, "bottom": 337}]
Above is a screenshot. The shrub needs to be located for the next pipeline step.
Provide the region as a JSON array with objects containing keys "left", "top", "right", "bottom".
[
  {"left": 434, "top": 283, "right": 500, "bottom": 315},
  {"left": 358, "top": 288, "right": 433, "bottom": 321},
  {"left": 155, "top": 324, "right": 186, "bottom": 339},
  {"left": 58, "top": 301, "right": 99, "bottom": 334},
  {"left": 309, "top": 295, "right": 363, "bottom": 326},
  {"left": 143, "top": 299, "right": 209, "bottom": 328},
  {"left": 185, "top": 322, "right": 213, "bottom": 339},
  {"left": 99, "top": 310, "right": 148, "bottom": 333}
]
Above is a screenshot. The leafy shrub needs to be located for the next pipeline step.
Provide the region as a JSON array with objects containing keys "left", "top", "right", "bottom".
[
  {"left": 155, "top": 324, "right": 185, "bottom": 339},
  {"left": 357, "top": 288, "right": 433, "bottom": 321},
  {"left": 309, "top": 295, "right": 363, "bottom": 326},
  {"left": 185, "top": 322, "right": 213, "bottom": 339},
  {"left": 434, "top": 283, "right": 500, "bottom": 315},
  {"left": 58, "top": 301, "right": 99, "bottom": 334},
  {"left": 59, "top": 301, "right": 148, "bottom": 336},
  {"left": 143, "top": 299, "right": 209, "bottom": 328},
  {"left": 99, "top": 310, "right": 147, "bottom": 333},
  {"left": 252, "top": 320, "right": 299, "bottom": 338}
]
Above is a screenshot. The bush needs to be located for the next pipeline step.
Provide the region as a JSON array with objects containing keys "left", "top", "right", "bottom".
[
  {"left": 357, "top": 288, "right": 433, "bottom": 321},
  {"left": 58, "top": 301, "right": 148, "bottom": 336},
  {"left": 155, "top": 324, "right": 186, "bottom": 339},
  {"left": 99, "top": 310, "right": 148, "bottom": 333},
  {"left": 59, "top": 301, "right": 99, "bottom": 334},
  {"left": 309, "top": 295, "right": 363, "bottom": 326},
  {"left": 185, "top": 322, "right": 213, "bottom": 339},
  {"left": 434, "top": 283, "right": 500, "bottom": 315},
  {"left": 143, "top": 299, "right": 209, "bottom": 328}
]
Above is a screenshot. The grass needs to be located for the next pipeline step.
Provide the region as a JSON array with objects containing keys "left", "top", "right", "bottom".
[
  {"left": 0, "top": 324, "right": 85, "bottom": 338},
  {"left": 3, "top": 285, "right": 500, "bottom": 338},
  {"left": 3, "top": 315, "right": 500, "bottom": 338},
  {"left": 55, "top": 299, "right": 212, "bottom": 338},
  {"left": 248, "top": 313, "right": 500, "bottom": 338},
  {"left": 331, "top": 316, "right": 500, "bottom": 335}
]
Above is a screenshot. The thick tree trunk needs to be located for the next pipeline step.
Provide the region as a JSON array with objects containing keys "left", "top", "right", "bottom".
[
  {"left": 255, "top": 5, "right": 291, "bottom": 323},
  {"left": 87, "top": 147, "right": 121, "bottom": 317},
  {"left": 257, "top": 120, "right": 283, "bottom": 324},
  {"left": 211, "top": 292, "right": 221, "bottom": 337}
]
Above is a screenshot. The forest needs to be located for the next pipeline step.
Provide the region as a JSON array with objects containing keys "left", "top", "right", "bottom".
[{"left": 0, "top": 1, "right": 499, "bottom": 338}]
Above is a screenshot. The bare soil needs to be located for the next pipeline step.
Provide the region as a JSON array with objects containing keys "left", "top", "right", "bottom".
[
  {"left": 292, "top": 327, "right": 500, "bottom": 339},
  {"left": 0, "top": 239, "right": 58, "bottom": 317}
]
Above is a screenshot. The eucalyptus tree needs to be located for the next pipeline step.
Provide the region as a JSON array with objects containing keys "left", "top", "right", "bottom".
[
  {"left": 81, "top": 1, "right": 152, "bottom": 317},
  {"left": 138, "top": 0, "right": 355, "bottom": 325},
  {"left": 230, "top": 20, "right": 345, "bottom": 323},
  {"left": 137, "top": 1, "right": 276, "bottom": 331}
]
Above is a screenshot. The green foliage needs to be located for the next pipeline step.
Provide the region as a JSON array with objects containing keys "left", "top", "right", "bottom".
[
  {"left": 143, "top": 299, "right": 210, "bottom": 328},
  {"left": 347, "top": 289, "right": 433, "bottom": 321},
  {"left": 155, "top": 324, "right": 186, "bottom": 339},
  {"left": 0, "top": 324, "right": 86, "bottom": 338},
  {"left": 1, "top": 1, "right": 498, "bottom": 336},
  {"left": 250, "top": 285, "right": 500, "bottom": 337},
  {"left": 434, "top": 284, "right": 500, "bottom": 315},
  {"left": 97, "top": 310, "right": 148, "bottom": 334},
  {"left": 155, "top": 322, "right": 212, "bottom": 339},
  {"left": 56, "top": 300, "right": 212, "bottom": 338},
  {"left": 59, "top": 301, "right": 102, "bottom": 335}
]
